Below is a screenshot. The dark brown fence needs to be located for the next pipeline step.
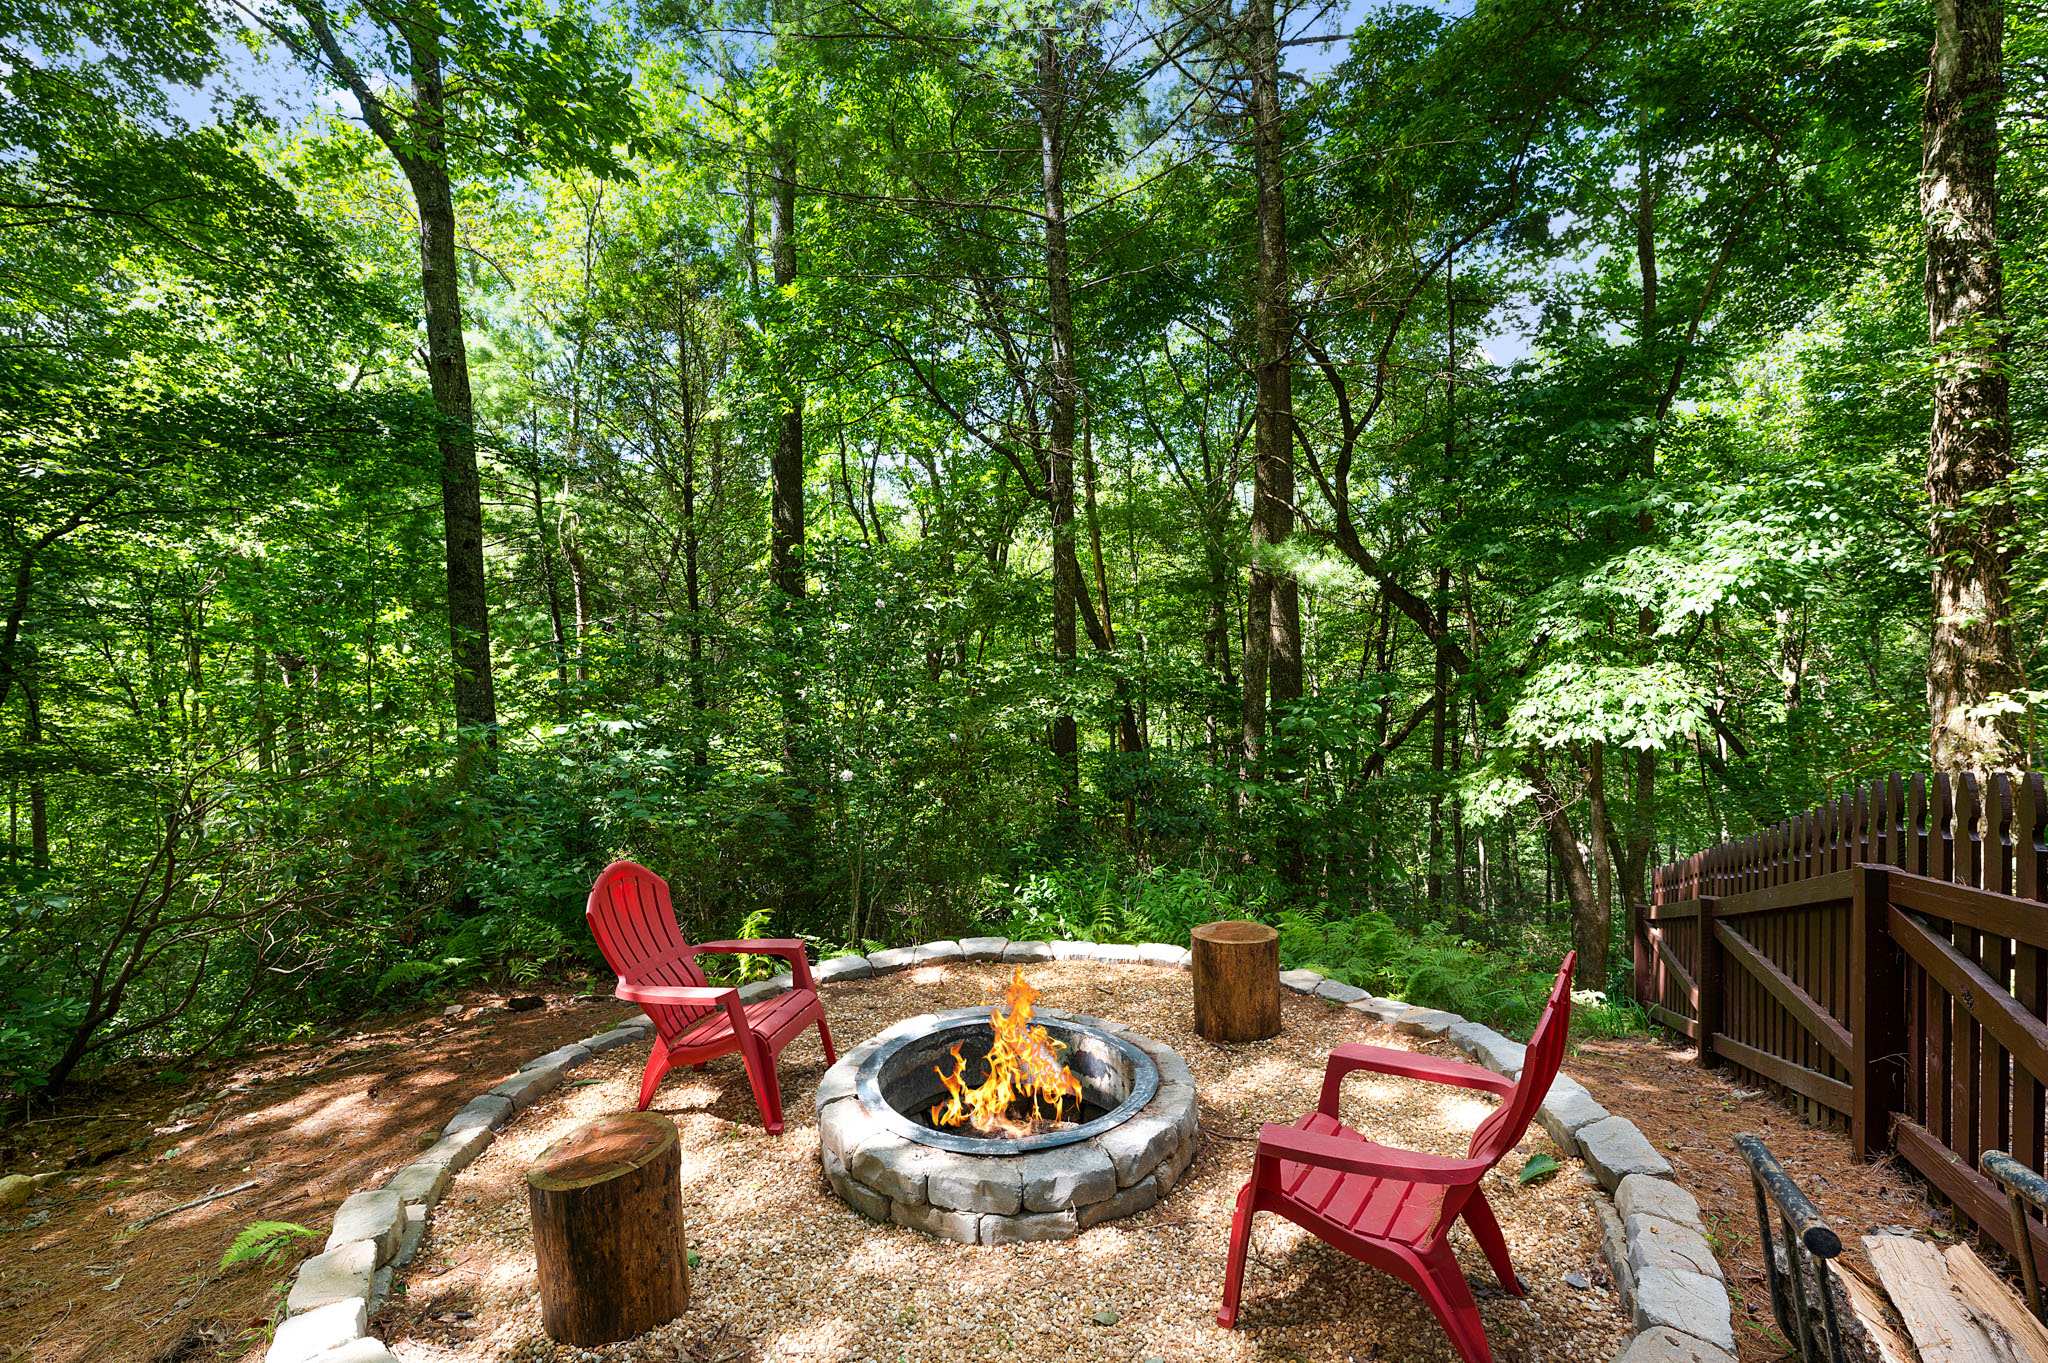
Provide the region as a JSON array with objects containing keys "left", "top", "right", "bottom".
[{"left": 1641, "top": 771, "right": 2048, "bottom": 1262}]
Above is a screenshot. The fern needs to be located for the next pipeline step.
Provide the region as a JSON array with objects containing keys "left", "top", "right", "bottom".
[
  {"left": 221, "top": 1221, "right": 316, "bottom": 1271},
  {"left": 373, "top": 958, "right": 446, "bottom": 994}
]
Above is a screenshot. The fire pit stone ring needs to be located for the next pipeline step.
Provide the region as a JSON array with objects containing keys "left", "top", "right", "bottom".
[{"left": 817, "top": 1007, "right": 1200, "bottom": 1244}]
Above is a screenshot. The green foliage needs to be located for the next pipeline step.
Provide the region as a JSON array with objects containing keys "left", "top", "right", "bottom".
[{"left": 221, "top": 1221, "right": 316, "bottom": 1271}]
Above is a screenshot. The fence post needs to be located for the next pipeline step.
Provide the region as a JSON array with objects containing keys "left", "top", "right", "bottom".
[
  {"left": 1852, "top": 863, "right": 1904, "bottom": 1159},
  {"left": 1696, "top": 894, "right": 1722, "bottom": 1070},
  {"left": 1632, "top": 896, "right": 1651, "bottom": 1008}
]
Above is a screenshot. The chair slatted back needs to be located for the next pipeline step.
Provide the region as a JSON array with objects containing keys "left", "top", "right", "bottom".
[
  {"left": 587, "top": 861, "right": 713, "bottom": 1042},
  {"left": 1468, "top": 952, "right": 1576, "bottom": 1166}
]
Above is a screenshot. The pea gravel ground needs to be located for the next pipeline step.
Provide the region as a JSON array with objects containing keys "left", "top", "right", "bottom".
[{"left": 380, "top": 962, "right": 1632, "bottom": 1363}]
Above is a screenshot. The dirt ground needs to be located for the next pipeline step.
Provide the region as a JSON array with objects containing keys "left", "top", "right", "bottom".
[
  {"left": 0, "top": 973, "right": 1978, "bottom": 1363},
  {"left": 380, "top": 962, "right": 1631, "bottom": 1363},
  {"left": 0, "top": 984, "right": 630, "bottom": 1363},
  {"left": 1569, "top": 1036, "right": 1952, "bottom": 1363}
]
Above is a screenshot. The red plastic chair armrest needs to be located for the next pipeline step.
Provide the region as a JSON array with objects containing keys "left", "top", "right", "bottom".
[
  {"left": 1254, "top": 1124, "right": 1490, "bottom": 1185},
  {"left": 615, "top": 981, "right": 742, "bottom": 1011},
  {"left": 696, "top": 939, "right": 816, "bottom": 989},
  {"left": 1319, "top": 1042, "right": 1516, "bottom": 1115}
]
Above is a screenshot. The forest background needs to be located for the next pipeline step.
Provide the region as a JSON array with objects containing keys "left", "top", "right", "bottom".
[{"left": 2, "top": 0, "right": 2041, "bottom": 1102}]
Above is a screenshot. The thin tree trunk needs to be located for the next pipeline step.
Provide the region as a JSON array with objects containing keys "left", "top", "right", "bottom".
[
  {"left": 1587, "top": 741, "right": 1614, "bottom": 987},
  {"left": 1040, "top": 28, "right": 1082, "bottom": 811},
  {"left": 1528, "top": 761, "right": 1606, "bottom": 983},
  {"left": 529, "top": 474, "right": 572, "bottom": 717},
  {"left": 1428, "top": 567, "right": 1449, "bottom": 903},
  {"left": 769, "top": 133, "right": 815, "bottom": 902},
  {"left": 679, "top": 333, "right": 708, "bottom": 768},
  {"left": 1924, "top": 0, "right": 2022, "bottom": 771},
  {"left": 24, "top": 668, "right": 46, "bottom": 871}
]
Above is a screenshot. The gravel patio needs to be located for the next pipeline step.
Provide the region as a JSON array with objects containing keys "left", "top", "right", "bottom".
[{"left": 378, "top": 959, "right": 1631, "bottom": 1363}]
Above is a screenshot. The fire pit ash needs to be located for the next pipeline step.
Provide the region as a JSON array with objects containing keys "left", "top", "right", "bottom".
[{"left": 816, "top": 973, "right": 1199, "bottom": 1244}]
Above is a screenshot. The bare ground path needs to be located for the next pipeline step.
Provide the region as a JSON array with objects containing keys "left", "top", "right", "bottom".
[{"left": 0, "top": 985, "right": 626, "bottom": 1363}]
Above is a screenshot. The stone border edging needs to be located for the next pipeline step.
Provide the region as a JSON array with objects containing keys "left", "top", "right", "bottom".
[
  {"left": 1278, "top": 966, "right": 1735, "bottom": 1363},
  {"left": 273, "top": 937, "right": 1715, "bottom": 1363}
]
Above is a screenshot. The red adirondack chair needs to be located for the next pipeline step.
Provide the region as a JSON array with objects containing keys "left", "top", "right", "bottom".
[
  {"left": 586, "top": 860, "right": 837, "bottom": 1133},
  {"left": 1217, "top": 952, "right": 1577, "bottom": 1363}
]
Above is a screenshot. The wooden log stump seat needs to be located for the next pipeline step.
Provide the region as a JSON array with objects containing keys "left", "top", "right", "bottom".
[
  {"left": 526, "top": 1111, "right": 689, "bottom": 1346},
  {"left": 1191, "top": 920, "right": 1281, "bottom": 1042}
]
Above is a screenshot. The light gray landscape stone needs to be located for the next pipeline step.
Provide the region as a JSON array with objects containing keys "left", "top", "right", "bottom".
[
  {"left": 1348, "top": 996, "right": 1412, "bottom": 1024},
  {"left": 1536, "top": 1075, "right": 1608, "bottom": 1157},
  {"left": 1151, "top": 1082, "right": 1200, "bottom": 1147},
  {"left": 1077, "top": 1172, "right": 1160, "bottom": 1229},
  {"left": 1050, "top": 939, "right": 1094, "bottom": 961},
  {"left": 738, "top": 976, "right": 789, "bottom": 1003},
  {"left": 1616, "top": 1173, "right": 1706, "bottom": 1234},
  {"left": 384, "top": 1161, "right": 450, "bottom": 1208},
  {"left": 618, "top": 1012, "right": 653, "bottom": 1029},
  {"left": 981, "top": 1209, "right": 1078, "bottom": 1244},
  {"left": 1631, "top": 1265, "right": 1735, "bottom": 1354},
  {"left": 394, "top": 1204, "right": 427, "bottom": 1268},
  {"left": 890, "top": 1199, "right": 981, "bottom": 1241},
  {"left": 442, "top": 1094, "right": 513, "bottom": 1137},
  {"left": 490, "top": 1063, "right": 564, "bottom": 1113},
  {"left": 815, "top": 1058, "right": 860, "bottom": 1108},
  {"left": 1002, "top": 941, "right": 1054, "bottom": 963},
  {"left": 1279, "top": 968, "right": 1326, "bottom": 993},
  {"left": 927, "top": 1156, "right": 1024, "bottom": 1215},
  {"left": 1594, "top": 1196, "right": 1635, "bottom": 1303},
  {"left": 1158, "top": 1132, "right": 1198, "bottom": 1193},
  {"left": 1094, "top": 1112, "right": 1179, "bottom": 1187},
  {"left": 367, "top": 1264, "right": 393, "bottom": 1317},
  {"left": 1019, "top": 1143, "right": 1117, "bottom": 1210},
  {"left": 867, "top": 946, "right": 918, "bottom": 972},
  {"left": 578, "top": 1026, "right": 645, "bottom": 1055},
  {"left": 1577, "top": 1117, "right": 1675, "bottom": 1190},
  {"left": 296, "top": 1342, "right": 400, "bottom": 1363},
  {"left": 1626, "top": 1213, "right": 1723, "bottom": 1281},
  {"left": 1092, "top": 943, "right": 1142, "bottom": 963},
  {"left": 265, "top": 1297, "right": 366, "bottom": 1363},
  {"left": 286, "top": 1239, "right": 376, "bottom": 1316},
  {"left": 415, "top": 1124, "right": 493, "bottom": 1174},
  {"left": 1313, "top": 979, "right": 1371, "bottom": 1004},
  {"left": 326, "top": 1189, "right": 403, "bottom": 1264},
  {"left": 521, "top": 1043, "right": 590, "bottom": 1073},
  {"left": 1135, "top": 943, "right": 1189, "bottom": 967},
  {"left": 1447, "top": 1022, "right": 1526, "bottom": 1077},
  {"left": 817, "top": 1093, "right": 889, "bottom": 1167},
  {"left": 914, "top": 940, "right": 965, "bottom": 964},
  {"left": 1613, "top": 1327, "right": 1736, "bottom": 1363},
  {"left": 960, "top": 936, "right": 1009, "bottom": 961},
  {"left": 816, "top": 954, "right": 875, "bottom": 983},
  {"left": 1393, "top": 1008, "right": 1462, "bottom": 1037}
]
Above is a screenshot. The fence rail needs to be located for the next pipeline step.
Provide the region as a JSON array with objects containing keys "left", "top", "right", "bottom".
[{"left": 1642, "top": 771, "right": 2048, "bottom": 1264}]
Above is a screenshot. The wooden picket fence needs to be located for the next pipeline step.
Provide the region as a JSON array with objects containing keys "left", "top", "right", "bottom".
[{"left": 1641, "top": 771, "right": 2048, "bottom": 1261}]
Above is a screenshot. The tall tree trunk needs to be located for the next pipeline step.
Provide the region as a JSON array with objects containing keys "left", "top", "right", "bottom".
[
  {"left": 23, "top": 665, "right": 46, "bottom": 871},
  {"left": 1924, "top": 0, "right": 2022, "bottom": 771},
  {"left": 1040, "top": 29, "right": 1082, "bottom": 812},
  {"left": 405, "top": 32, "right": 496, "bottom": 738},
  {"left": 1243, "top": 0, "right": 1301, "bottom": 777},
  {"left": 1428, "top": 566, "right": 1449, "bottom": 902}
]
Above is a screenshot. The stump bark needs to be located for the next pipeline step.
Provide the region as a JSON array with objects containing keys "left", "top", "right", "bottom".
[
  {"left": 1191, "top": 920, "right": 1281, "bottom": 1042},
  {"left": 526, "top": 1111, "right": 688, "bottom": 1346}
]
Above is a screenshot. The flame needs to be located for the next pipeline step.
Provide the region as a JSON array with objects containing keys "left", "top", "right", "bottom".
[{"left": 929, "top": 969, "right": 1083, "bottom": 1138}]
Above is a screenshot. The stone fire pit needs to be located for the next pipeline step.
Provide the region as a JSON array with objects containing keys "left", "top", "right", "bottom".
[{"left": 816, "top": 1006, "right": 1199, "bottom": 1244}]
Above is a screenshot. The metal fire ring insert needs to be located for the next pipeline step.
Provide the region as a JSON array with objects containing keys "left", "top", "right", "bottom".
[{"left": 855, "top": 1012, "right": 1160, "bottom": 1155}]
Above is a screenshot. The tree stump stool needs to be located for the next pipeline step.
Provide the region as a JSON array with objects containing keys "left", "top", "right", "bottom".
[
  {"left": 526, "top": 1111, "right": 688, "bottom": 1346},
  {"left": 1191, "top": 920, "right": 1281, "bottom": 1042}
]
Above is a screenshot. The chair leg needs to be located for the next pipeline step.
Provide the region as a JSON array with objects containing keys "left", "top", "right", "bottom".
[
  {"left": 637, "top": 1037, "right": 673, "bottom": 1112},
  {"left": 1216, "top": 1183, "right": 1257, "bottom": 1328},
  {"left": 816, "top": 1012, "right": 838, "bottom": 1066},
  {"left": 1462, "top": 1190, "right": 1522, "bottom": 1294},
  {"left": 738, "top": 1035, "right": 786, "bottom": 1134},
  {"left": 1416, "top": 1243, "right": 1495, "bottom": 1363}
]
